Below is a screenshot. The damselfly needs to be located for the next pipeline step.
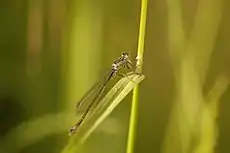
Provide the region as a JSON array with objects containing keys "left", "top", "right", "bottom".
[{"left": 69, "top": 52, "right": 134, "bottom": 135}]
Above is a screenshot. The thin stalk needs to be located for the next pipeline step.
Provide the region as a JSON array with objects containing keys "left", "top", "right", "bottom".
[{"left": 126, "top": 0, "right": 148, "bottom": 153}]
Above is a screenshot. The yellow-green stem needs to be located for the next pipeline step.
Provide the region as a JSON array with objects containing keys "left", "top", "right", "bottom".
[
  {"left": 126, "top": 0, "right": 148, "bottom": 153},
  {"left": 126, "top": 86, "right": 139, "bottom": 153}
]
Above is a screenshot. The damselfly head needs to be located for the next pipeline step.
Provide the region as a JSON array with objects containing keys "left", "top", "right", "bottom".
[{"left": 121, "top": 52, "right": 129, "bottom": 59}]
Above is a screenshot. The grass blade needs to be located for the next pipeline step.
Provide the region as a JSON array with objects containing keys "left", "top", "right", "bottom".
[{"left": 61, "top": 72, "right": 145, "bottom": 153}]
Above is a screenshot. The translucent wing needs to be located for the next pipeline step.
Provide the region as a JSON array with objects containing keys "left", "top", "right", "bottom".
[{"left": 75, "top": 69, "right": 113, "bottom": 114}]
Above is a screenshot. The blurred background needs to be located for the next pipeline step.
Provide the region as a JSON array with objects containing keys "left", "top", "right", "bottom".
[{"left": 0, "top": 0, "right": 230, "bottom": 153}]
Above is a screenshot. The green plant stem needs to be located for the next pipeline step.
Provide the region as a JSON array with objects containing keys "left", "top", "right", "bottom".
[
  {"left": 135, "top": 0, "right": 148, "bottom": 73},
  {"left": 126, "top": 0, "right": 148, "bottom": 153},
  {"left": 126, "top": 86, "right": 139, "bottom": 153}
]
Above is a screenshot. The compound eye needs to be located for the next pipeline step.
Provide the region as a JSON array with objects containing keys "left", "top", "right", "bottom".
[{"left": 121, "top": 52, "right": 129, "bottom": 57}]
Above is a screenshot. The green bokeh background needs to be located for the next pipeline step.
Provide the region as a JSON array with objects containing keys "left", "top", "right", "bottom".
[{"left": 0, "top": 0, "right": 230, "bottom": 153}]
